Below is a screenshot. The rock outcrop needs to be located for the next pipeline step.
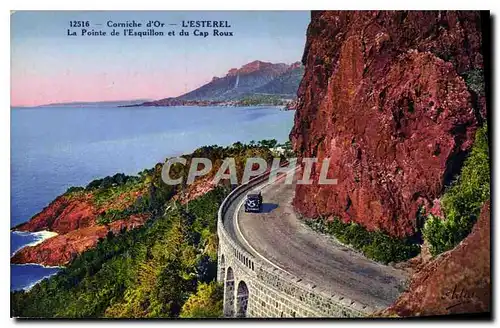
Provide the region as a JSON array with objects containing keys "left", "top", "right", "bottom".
[
  {"left": 290, "top": 11, "right": 485, "bottom": 237},
  {"left": 11, "top": 214, "right": 148, "bottom": 267},
  {"left": 382, "top": 201, "right": 490, "bottom": 316},
  {"left": 226, "top": 60, "right": 289, "bottom": 76},
  {"left": 14, "top": 195, "right": 96, "bottom": 234}
]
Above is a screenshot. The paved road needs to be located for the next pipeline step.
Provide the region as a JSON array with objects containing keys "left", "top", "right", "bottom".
[{"left": 224, "top": 170, "right": 409, "bottom": 310}]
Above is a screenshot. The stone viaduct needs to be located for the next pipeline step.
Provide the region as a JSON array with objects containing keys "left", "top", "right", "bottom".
[{"left": 216, "top": 171, "right": 376, "bottom": 318}]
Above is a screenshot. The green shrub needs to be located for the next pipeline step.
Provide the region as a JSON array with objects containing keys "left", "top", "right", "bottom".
[
  {"left": 65, "top": 186, "right": 84, "bottom": 194},
  {"left": 305, "top": 217, "right": 420, "bottom": 264},
  {"left": 462, "top": 69, "right": 485, "bottom": 96},
  {"left": 423, "top": 124, "right": 490, "bottom": 256},
  {"left": 96, "top": 208, "right": 130, "bottom": 225},
  {"left": 361, "top": 231, "right": 419, "bottom": 263}
]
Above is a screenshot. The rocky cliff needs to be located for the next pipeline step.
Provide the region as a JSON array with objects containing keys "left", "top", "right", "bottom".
[
  {"left": 290, "top": 11, "right": 486, "bottom": 237},
  {"left": 14, "top": 195, "right": 96, "bottom": 234},
  {"left": 12, "top": 215, "right": 147, "bottom": 267},
  {"left": 11, "top": 192, "right": 149, "bottom": 267}
]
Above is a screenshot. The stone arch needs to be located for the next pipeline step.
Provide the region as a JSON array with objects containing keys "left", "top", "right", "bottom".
[
  {"left": 223, "top": 267, "right": 235, "bottom": 317},
  {"left": 236, "top": 280, "right": 249, "bottom": 318}
]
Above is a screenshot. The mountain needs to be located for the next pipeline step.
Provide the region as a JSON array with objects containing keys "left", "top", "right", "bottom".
[
  {"left": 254, "top": 62, "right": 304, "bottom": 95},
  {"left": 138, "top": 60, "right": 303, "bottom": 107}
]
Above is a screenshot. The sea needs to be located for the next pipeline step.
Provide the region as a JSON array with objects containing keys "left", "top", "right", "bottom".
[{"left": 11, "top": 105, "right": 295, "bottom": 291}]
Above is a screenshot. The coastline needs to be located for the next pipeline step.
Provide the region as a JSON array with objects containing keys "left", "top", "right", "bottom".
[
  {"left": 11, "top": 231, "right": 62, "bottom": 291},
  {"left": 121, "top": 103, "right": 290, "bottom": 109},
  {"left": 24, "top": 271, "right": 60, "bottom": 291},
  {"left": 10, "top": 104, "right": 295, "bottom": 307},
  {"left": 10, "top": 262, "right": 62, "bottom": 269},
  {"left": 10, "top": 263, "right": 61, "bottom": 292}
]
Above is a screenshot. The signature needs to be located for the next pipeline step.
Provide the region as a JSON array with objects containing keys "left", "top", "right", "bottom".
[{"left": 441, "top": 284, "right": 476, "bottom": 310}]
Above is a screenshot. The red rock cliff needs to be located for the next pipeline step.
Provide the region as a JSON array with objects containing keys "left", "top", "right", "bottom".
[
  {"left": 11, "top": 213, "right": 147, "bottom": 267},
  {"left": 226, "top": 60, "right": 289, "bottom": 77},
  {"left": 290, "top": 11, "right": 485, "bottom": 237},
  {"left": 11, "top": 191, "right": 148, "bottom": 267},
  {"left": 14, "top": 195, "right": 97, "bottom": 234}
]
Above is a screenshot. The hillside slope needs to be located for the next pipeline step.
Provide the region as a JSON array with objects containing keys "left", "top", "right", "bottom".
[
  {"left": 11, "top": 141, "right": 283, "bottom": 318},
  {"left": 140, "top": 61, "right": 303, "bottom": 106},
  {"left": 254, "top": 62, "right": 305, "bottom": 95}
]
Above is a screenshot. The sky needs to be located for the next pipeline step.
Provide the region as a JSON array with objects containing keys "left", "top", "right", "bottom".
[{"left": 11, "top": 11, "right": 310, "bottom": 107}]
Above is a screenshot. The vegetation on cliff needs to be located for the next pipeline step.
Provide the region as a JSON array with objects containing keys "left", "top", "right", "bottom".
[
  {"left": 423, "top": 124, "right": 490, "bottom": 256},
  {"left": 90, "top": 140, "right": 278, "bottom": 226},
  {"left": 384, "top": 201, "right": 491, "bottom": 317},
  {"left": 305, "top": 217, "right": 420, "bottom": 264},
  {"left": 462, "top": 69, "right": 485, "bottom": 97},
  {"left": 11, "top": 185, "right": 227, "bottom": 318},
  {"left": 305, "top": 124, "right": 489, "bottom": 263},
  {"left": 235, "top": 94, "right": 292, "bottom": 106}
]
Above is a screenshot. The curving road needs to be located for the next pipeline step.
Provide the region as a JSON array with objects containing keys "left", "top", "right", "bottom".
[{"left": 224, "top": 168, "right": 409, "bottom": 310}]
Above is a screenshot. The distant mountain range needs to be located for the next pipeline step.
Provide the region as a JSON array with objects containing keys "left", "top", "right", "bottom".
[
  {"left": 38, "top": 99, "right": 153, "bottom": 108},
  {"left": 134, "top": 60, "right": 304, "bottom": 107}
]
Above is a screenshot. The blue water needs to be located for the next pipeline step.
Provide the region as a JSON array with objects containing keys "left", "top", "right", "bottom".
[
  {"left": 11, "top": 105, "right": 295, "bottom": 291},
  {"left": 11, "top": 231, "right": 55, "bottom": 255},
  {"left": 11, "top": 265, "right": 60, "bottom": 292}
]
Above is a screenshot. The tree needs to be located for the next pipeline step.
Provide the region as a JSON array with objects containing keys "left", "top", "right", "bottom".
[{"left": 423, "top": 124, "right": 490, "bottom": 255}]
